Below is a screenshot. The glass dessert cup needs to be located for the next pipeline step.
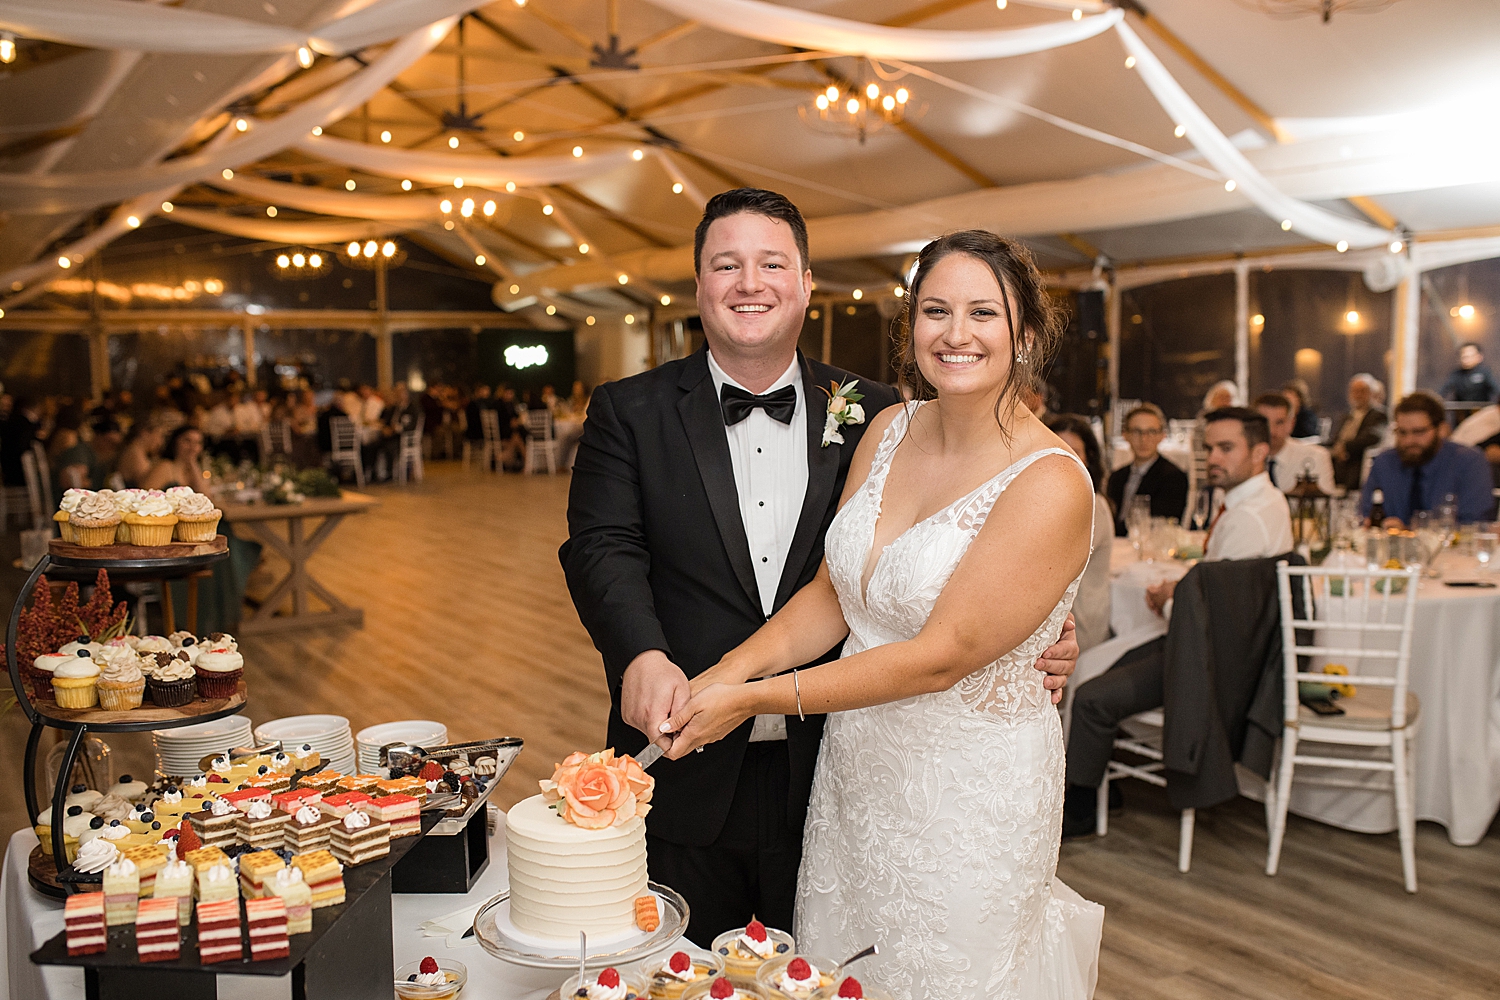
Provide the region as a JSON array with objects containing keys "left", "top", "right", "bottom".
[
  {"left": 560, "top": 968, "right": 650, "bottom": 1000},
  {"left": 394, "top": 958, "right": 467, "bottom": 1000},
  {"left": 645, "top": 950, "right": 727, "bottom": 1000},
  {"left": 711, "top": 926, "right": 794, "bottom": 979},
  {"left": 755, "top": 954, "right": 839, "bottom": 1000},
  {"left": 682, "top": 978, "right": 772, "bottom": 1000}
]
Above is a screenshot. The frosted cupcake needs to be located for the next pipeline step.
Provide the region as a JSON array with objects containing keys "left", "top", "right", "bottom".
[
  {"left": 172, "top": 491, "right": 221, "bottom": 542},
  {"left": 123, "top": 492, "right": 178, "bottom": 547},
  {"left": 132, "top": 635, "right": 174, "bottom": 656},
  {"left": 54, "top": 488, "right": 93, "bottom": 542},
  {"left": 60, "top": 637, "right": 105, "bottom": 657},
  {"left": 95, "top": 648, "right": 146, "bottom": 711},
  {"left": 29, "top": 651, "right": 74, "bottom": 700},
  {"left": 69, "top": 493, "right": 122, "bottom": 547},
  {"left": 147, "top": 655, "right": 197, "bottom": 707},
  {"left": 51, "top": 651, "right": 101, "bottom": 708},
  {"left": 193, "top": 646, "right": 243, "bottom": 699}
]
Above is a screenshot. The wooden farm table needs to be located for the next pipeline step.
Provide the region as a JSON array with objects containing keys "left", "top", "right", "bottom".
[{"left": 219, "top": 491, "right": 378, "bottom": 635}]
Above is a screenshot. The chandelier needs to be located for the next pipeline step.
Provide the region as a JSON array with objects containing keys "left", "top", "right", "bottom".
[
  {"left": 1228, "top": 0, "right": 1405, "bottom": 22},
  {"left": 799, "top": 69, "right": 915, "bottom": 144},
  {"left": 271, "top": 249, "right": 328, "bottom": 280},
  {"left": 342, "top": 239, "right": 405, "bottom": 269}
]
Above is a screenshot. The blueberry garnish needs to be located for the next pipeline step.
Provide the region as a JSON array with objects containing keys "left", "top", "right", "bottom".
[
  {"left": 76, "top": 650, "right": 90, "bottom": 657},
  {"left": 120, "top": 775, "right": 132, "bottom": 784},
  {"left": 67, "top": 805, "right": 82, "bottom": 816},
  {"left": 183, "top": 637, "right": 196, "bottom": 646},
  {"left": 142, "top": 812, "right": 154, "bottom": 822},
  {"left": 408, "top": 974, "right": 418, "bottom": 982},
  {"left": 109, "top": 819, "right": 121, "bottom": 826},
  {"left": 90, "top": 817, "right": 103, "bottom": 829},
  {"left": 151, "top": 822, "right": 161, "bottom": 830},
  {"left": 71, "top": 784, "right": 86, "bottom": 794}
]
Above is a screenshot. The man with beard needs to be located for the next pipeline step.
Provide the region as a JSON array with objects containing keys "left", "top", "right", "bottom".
[{"left": 1360, "top": 390, "right": 1493, "bottom": 527}]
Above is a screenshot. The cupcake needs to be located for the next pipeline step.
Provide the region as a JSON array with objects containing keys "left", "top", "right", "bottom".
[
  {"left": 172, "top": 491, "right": 222, "bottom": 542},
  {"left": 132, "top": 635, "right": 174, "bottom": 656},
  {"left": 713, "top": 919, "right": 793, "bottom": 979},
  {"left": 147, "top": 655, "right": 197, "bottom": 707},
  {"left": 68, "top": 493, "right": 123, "bottom": 548},
  {"left": 193, "top": 646, "right": 243, "bottom": 699},
  {"left": 28, "top": 651, "right": 73, "bottom": 700},
  {"left": 95, "top": 648, "right": 146, "bottom": 711},
  {"left": 60, "top": 637, "right": 105, "bottom": 657},
  {"left": 204, "top": 632, "right": 238, "bottom": 653},
  {"left": 114, "top": 774, "right": 150, "bottom": 802},
  {"left": 122, "top": 492, "right": 178, "bottom": 547},
  {"left": 55, "top": 488, "right": 93, "bottom": 542},
  {"left": 51, "top": 651, "right": 101, "bottom": 708}
]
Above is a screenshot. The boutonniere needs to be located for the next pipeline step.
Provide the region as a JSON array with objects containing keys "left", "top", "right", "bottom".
[{"left": 820, "top": 378, "right": 865, "bottom": 447}]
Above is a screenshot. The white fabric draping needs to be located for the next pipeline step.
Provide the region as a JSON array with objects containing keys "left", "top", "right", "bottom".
[
  {"left": 0, "top": 20, "right": 456, "bottom": 214},
  {"left": 295, "top": 134, "right": 643, "bottom": 189},
  {"left": 0, "top": 0, "right": 486, "bottom": 56},
  {"left": 640, "top": 0, "right": 1122, "bottom": 62},
  {"left": 1114, "top": 21, "right": 1393, "bottom": 249},
  {"left": 653, "top": 150, "right": 708, "bottom": 210},
  {"left": 214, "top": 175, "right": 448, "bottom": 221},
  {"left": 164, "top": 207, "right": 405, "bottom": 244}
]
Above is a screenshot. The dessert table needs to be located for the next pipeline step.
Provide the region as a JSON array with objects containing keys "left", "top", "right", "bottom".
[
  {"left": 3, "top": 811, "right": 696, "bottom": 1000},
  {"left": 219, "top": 492, "right": 378, "bottom": 636}
]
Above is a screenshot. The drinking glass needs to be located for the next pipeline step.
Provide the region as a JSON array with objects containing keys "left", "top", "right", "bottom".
[
  {"left": 1127, "top": 496, "right": 1152, "bottom": 559},
  {"left": 1190, "top": 489, "right": 1212, "bottom": 532},
  {"left": 1476, "top": 532, "right": 1498, "bottom": 572}
]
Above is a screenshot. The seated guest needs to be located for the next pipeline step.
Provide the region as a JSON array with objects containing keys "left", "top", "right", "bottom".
[
  {"left": 1107, "top": 403, "right": 1189, "bottom": 536},
  {"left": 1359, "top": 390, "right": 1493, "bottom": 526},
  {"left": 0, "top": 397, "right": 40, "bottom": 487},
  {"left": 142, "top": 426, "right": 208, "bottom": 492},
  {"left": 1063, "top": 407, "right": 1293, "bottom": 837},
  {"left": 1254, "top": 392, "right": 1336, "bottom": 494},
  {"left": 1442, "top": 342, "right": 1500, "bottom": 407},
  {"left": 116, "top": 421, "right": 165, "bottom": 488},
  {"left": 1049, "top": 415, "right": 1113, "bottom": 654},
  {"left": 464, "top": 384, "right": 492, "bottom": 444},
  {"left": 1282, "top": 378, "right": 1321, "bottom": 440},
  {"left": 1200, "top": 380, "right": 1241, "bottom": 415},
  {"left": 53, "top": 420, "right": 107, "bottom": 490},
  {"left": 1330, "top": 374, "right": 1387, "bottom": 490}
]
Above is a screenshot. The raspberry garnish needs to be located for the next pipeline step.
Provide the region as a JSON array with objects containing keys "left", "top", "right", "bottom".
[
  {"left": 669, "top": 952, "right": 691, "bottom": 973},
  {"left": 838, "top": 977, "right": 864, "bottom": 998},
  {"left": 419, "top": 957, "right": 439, "bottom": 975},
  {"left": 597, "top": 967, "right": 621, "bottom": 989},
  {"left": 709, "top": 977, "right": 735, "bottom": 999},
  {"left": 745, "top": 918, "right": 767, "bottom": 942},
  {"left": 419, "top": 761, "right": 444, "bottom": 781},
  {"left": 787, "top": 958, "right": 812, "bottom": 980}
]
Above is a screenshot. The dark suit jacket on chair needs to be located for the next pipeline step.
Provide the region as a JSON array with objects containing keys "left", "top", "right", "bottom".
[
  {"left": 1106, "top": 455, "right": 1190, "bottom": 536},
  {"left": 559, "top": 348, "right": 900, "bottom": 847}
]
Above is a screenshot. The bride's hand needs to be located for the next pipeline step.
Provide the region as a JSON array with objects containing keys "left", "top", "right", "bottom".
[
  {"left": 661, "top": 684, "right": 754, "bottom": 758},
  {"left": 688, "top": 656, "right": 752, "bottom": 697}
]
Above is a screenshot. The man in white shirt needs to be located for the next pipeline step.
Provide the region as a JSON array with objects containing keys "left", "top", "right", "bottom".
[
  {"left": 1254, "top": 392, "right": 1336, "bottom": 495},
  {"left": 1064, "top": 407, "right": 1292, "bottom": 836}
]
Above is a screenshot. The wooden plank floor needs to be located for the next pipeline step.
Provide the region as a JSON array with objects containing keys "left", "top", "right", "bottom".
[{"left": 3, "top": 463, "right": 1497, "bottom": 997}]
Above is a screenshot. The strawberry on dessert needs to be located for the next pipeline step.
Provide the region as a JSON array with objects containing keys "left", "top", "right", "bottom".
[
  {"left": 837, "top": 978, "right": 863, "bottom": 998},
  {"left": 710, "top": 978, "right": 735, "bottom": 999}
]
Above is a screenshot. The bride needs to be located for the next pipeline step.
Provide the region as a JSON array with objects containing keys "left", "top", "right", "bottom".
[{"left": 663, "top": 230, "right": 1105, "bottom": 998}]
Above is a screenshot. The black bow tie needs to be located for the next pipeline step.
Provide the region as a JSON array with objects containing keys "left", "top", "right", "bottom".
[{"left": 720, "top": 384, "right": 797, "bottom": 426}]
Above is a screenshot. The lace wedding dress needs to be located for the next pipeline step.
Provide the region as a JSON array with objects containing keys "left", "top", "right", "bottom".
[{"left": 796, "top": 403, "right": 1104, "bottom": 999}]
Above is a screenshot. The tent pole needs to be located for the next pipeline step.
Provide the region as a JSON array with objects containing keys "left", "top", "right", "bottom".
[
  {"left": 1392, "top": 262, "right": 1420, "bottom": 401},
  {"left": 1106, "top": 275, "right": 1121, "bottom": 433},
  {"left": 1234, "top": 262, "right": 1249, "bottom": 402}
]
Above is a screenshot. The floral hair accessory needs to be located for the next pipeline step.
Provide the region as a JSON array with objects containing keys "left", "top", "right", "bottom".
[
  {"left": 538, "top": 749, "right": 654, "bottom": 830},
  {"left": 820, "top": 378, "right": 865, "bottom": 447}
]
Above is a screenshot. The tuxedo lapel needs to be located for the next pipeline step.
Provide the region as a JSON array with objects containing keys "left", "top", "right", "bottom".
[
  {"left": 677, "top": 352, "right": 762, "bottom": 615},
  {"left": 774, "top": 354, "right": 841, "bottom": 610}
]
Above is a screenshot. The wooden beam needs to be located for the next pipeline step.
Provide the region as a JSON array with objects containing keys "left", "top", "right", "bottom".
[
  {"left": 1122, "top": 2, "right": 1291, "bottom": 144},
  {"left": 882, "top": 0, "right": 989, "bottom": 28},
  {"left": 633, "top": 20, "right": 700, "bottom": 53},
  {"left": 521, "top": 3, "right": 596, "bottom": 52},
  {"left": 1347, "top": 195, "right": 1399, "bottom": 230},
  {"left": 893, "top": 120, "right": 995, "bottom": 188},
  {"left": 551, "top": 185, "right": 674, "bottom": 248},
  {"left": 1057, "top": 232, "right": 1103, "bottom": 261}
]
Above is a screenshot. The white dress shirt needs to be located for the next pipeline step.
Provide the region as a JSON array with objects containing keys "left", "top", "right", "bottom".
[
  {"left": 1206, "top": 472, "right": 1294, "bottom": 562},
  {"left": 707, "top": 351, "right": 808, "bottom": 742},
  {"left": 1267, "top": 439, "right": 1336, "bottom": 495}
]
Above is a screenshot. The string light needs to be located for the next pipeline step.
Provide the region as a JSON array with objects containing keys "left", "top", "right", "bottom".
[
  {"left": 1336, "top": 240, "right": 1349, "bottom": 252},
  {"left": 1251, "top": 313, "right": 1265, "bottom": 327},
  {"left": 380, "top": 130, "right": 391, "bottom": 143},
  {"left": 277, "top": 254, "right": 291, "bottom": 268},
  {"left": 448, "top": 136, "right": 459, "bottom": 148},
  {"left": 440, "top": 199, "right": 453, "bottom": 213},
  {"left": 364, "top": 240, "right": 378, "bottom": 257},
  {"left": 672, "top": 182, "right": 684, "bottom": 194},
  {"left": 852, "top": 288, "right": 863, "bottom": 300},
  {"left": 513, "top": 131, "right": 525, "bottom": 141},
  {"left": 893, "top": 285, "right": 904, "bottom": 298},
  {"left": 401, "top": 179, "right": 412, "bottom": 191},
  {"left": 585, "top": 315, "right": 596, "bottom": 326},
  {"left": 1346, "top": 310, "right": 1360, "bottom": 325},
  {"left": 483, "top": 200, "right": 496, "bottom": 216},
  {"left": 382, "top": 241, "right": 396, "bottom": 258},
  {"left": 617, "top": 273, "right": 629, "bottom": 284},
  {"left": 1072, "top": 8, "right": 1082, "bottom": 20},
  {"left": 826, "top": 85, "right": 839, "bottom": 101},
  {"left": 816, "top": 95, "right": 829, "bottom": 111},
  {"left": 461, "top": 198, "right": 474, "bottom": 217},
  {"left": 222, "top": 168, "right": 234, "bottom": 180},
  {"left": 866, "top": 83, "right": 880, "bottom": 100},
  {"left": 311, "top": 126, "right": 322, "bottom": 136},
  {"left": 126, "top": 216, "right": 141, "bottom": 228},
  {"left": 291, "top": 253, "right": 305, "bottom": 267},
  {"left": 845, "top": 97, "right": 859, "bottom": 114},
  {"left": 348, "top": 241, "right": 360, "bottom": 256},
  {"left": 266, "top": 206, "right": 277, "bottom": 216},
  {"left": 996, "top": 0, "right": 1006, "bottom": 7},
  {"left": 1453, "top": 303, "right": 1477, "bottom": 320},
  {"left": 1174, "top": 124, "right": 1187, "bottom": 138},
  {"left": 297, "top": 46, "right": 313, "bottom": 68},
  {"left": 572, "top": 146, "right": 583, "bottom": 158},
  {"left": 1389, "top": 240, "right": 1404, "bottom": 253},
  {"left": 234, "top": 118, "right": 249, "bottom": 132},
  {"left": 309, "top": 254, "right": 321, "bottom": 267},
  {"left": 660, "top": 294, "right": 672, "bottom": 306},
  {"left": 578, "top": 243, "right": 590, "bottom": 254},
  {"left": 453, "top": 177, "right": 464, "bottom": 188},
  {"left": 509, "top": 284, "right": 521, "bottom": 294},
  {"left": 1224, "top": 179, "right": 1237, "bottom": 192},
  {"left": 58, "top": 257, "right": 71, "bottom": 269},
  {"left": 632, "top": 149, "right": 644, "bottom": 161},
  {"left": 1125, "top": 56, "right": 1136, "bottom": 69},
  {"left": 345, "top": 179, "right": 357, "bottom": 191},
  {"left": 505, "top": 182, "right": 517, "bottom": 192},
  {"left": 545, "top": 304, "right": 556, "bottom": 315},
  {"left": 0, "top": 33, "right": 16, "bottom": 63},
  {"left": 1281, "top": 219, "right": 1293, "bottom": 230},
  {"left": 162, "top": 201, "right": 173, "bottom": 212},
  {"left": 444, "top": 220, "right": 454, "bottom": 230},
  {"left": 475, "top": 254, "right": 486, "bottom": 265},
  {"left": 542, "top": 204, "right": 553, "bottom": 215},
  {"left": 624, "top": 314, "right": 635, "bottom": 325}
]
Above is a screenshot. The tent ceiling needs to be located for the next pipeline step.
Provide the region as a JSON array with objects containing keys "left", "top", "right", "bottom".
[{"left": 2, "top": 0, "right": 1497, "bottom": 317}]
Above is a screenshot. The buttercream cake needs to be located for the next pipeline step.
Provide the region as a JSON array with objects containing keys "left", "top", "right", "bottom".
[{"left": 505, "top": 749, "right": 654, "bottom": 940}]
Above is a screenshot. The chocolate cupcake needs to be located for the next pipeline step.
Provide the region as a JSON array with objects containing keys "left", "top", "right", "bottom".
[{"left": 147, "top": 654, "right": 197, "bottom": 708}]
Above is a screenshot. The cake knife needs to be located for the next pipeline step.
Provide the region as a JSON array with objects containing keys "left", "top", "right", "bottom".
[{"left": 633, "top": 741, "right": 669, "bottom": 769}]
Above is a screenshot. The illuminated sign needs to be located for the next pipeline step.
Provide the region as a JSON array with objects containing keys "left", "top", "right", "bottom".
[{"left": 504, "top": 344, "right": 549, "bottom": 370}]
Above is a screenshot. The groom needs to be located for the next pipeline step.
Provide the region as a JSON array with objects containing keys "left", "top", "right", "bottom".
[{"left": 560, "top": 188, "right": 1078, "bottom": 942}]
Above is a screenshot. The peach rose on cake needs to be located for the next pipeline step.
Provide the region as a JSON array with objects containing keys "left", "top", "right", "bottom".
[{"left": 539, "top": 749, "right": 653, "bottom": 829}]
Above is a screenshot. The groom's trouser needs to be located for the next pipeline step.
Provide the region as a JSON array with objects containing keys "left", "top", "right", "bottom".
[
  {"left": 1065, "top": 637, "right": 1166, "bottom": 788},
  {"left": 646, "top": 741, "right": 801, "bottom": 945}
]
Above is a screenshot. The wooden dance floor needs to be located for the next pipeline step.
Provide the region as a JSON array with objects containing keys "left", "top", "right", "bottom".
[{"left": 2, "top": 464, "right": 1496, "bottom": 997}]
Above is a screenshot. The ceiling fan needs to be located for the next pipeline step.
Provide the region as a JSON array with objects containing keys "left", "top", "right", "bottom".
[{"left": 440, "top": 17, "right": 486, "bottom": 134}]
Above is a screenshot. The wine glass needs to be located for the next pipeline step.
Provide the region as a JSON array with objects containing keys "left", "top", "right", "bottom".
[
  {"left": 1190, "top": 489, "right": 1213, "bottom": 532},
  {"left": 1476, "top": 531, "right": 1498, "bottom": 572}
]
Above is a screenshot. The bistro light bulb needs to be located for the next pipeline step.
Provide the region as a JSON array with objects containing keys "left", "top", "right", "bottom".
[
  {"left": 672, "top": 182, "right": 684, "bottom": 194},
  {"left": 348, "top": 241, "right": 361, "bottom": 256},
  {"left": 625, "top": 314, "right": 635, "bottom": 325},
  {"left": 572, "top": 145, "right": 583, "bottom": 158},
  {"left": 475, "top": 254, "right": 486, "bottom": 265},
  {"left": 345, "top": 179, "right": 356, "bottom": 191},
  {"left": 866, "top": 83, "right": 879, "bottom": 100},
  {"left": 1125, "top": 56, "right": 1136, "bottom": 68},
  {"left": 461, "top": 198, "right": 474, "bottom": 217},
  {"left": 2, "top": 34, "right": 18, "bottom": 63},
  {"left": 542, "top": 204, "right": 553, "bottom": 215},
  {"left": 1336, "top": 240, "right": 1349, "bottom": 253},
  {"left": 448, "top": 136, "right": 459, "bottom": 148},
  {"left": 1281, "top": 219, "right": 1293, "bottom": 230},
  {"left": 401, "top": 179, "right": 412, "bottom": 191},
  {"left": 58, "top": 257, "right": 71, "bottom": 268},
  {"left": 509, "top": 284, "right": 521, "bottom": 294},
  {"left": 505, "top": 181, "right": 516, "bottom": 192},
  {"left": 364, "top": 240, "right": 378, "bottom": 257},
  {"left": 483, "top": 200, "right": 496, "bottom": 216},
  {"left": 893, "top": 285, "right": 904, "bottom": 297},
  {"left": 660, "top": 294, "right": 672, "bottom": 305},
  {"left": 826, "top": 85, "right": 839, "bottom": 101},
  {"left": 381, "top": 241, "right": 396, "bottom": 258},
  {"left": 846, "top": 97, "right": 859, "bottom": 114},
  {"left": 578, "top": 243, "right": 590, "bottom": 254},
  {"left": 162, "top": 201, "right": 174, "bottom": 212},
  {"left": 1390, "top": 240, "right": 1404, "bottom": 253},
  {"left": 1174, "top": 124, "right": 1186, "bottom": 138},
  {"left": 1346, "top": 310, "right": 1360, "bottom": 324},
  {"left": 632, "top": 148, "right": 644, "bottom": 161},
  {"left": 292, "top": 253, "right": 305, "bottom": 267},
  {"left": 380, "top": 130, "right": 391, "bottom": 143},
  {"left": 297, "top": 46, "right": 313, "bottom": 68},
  {"left": 852, "top": 288, "right": 864, "bottom": 300},
  {"left": 235, "top": 118, "right": 249, "bottom": 132},
  {"left": 816, "top": 95, "right": 829, "bottom": 110},
  {"left": 617, "top": 273, "right": 629, "bottom": 284},
  {"left": 453, "top": 177, "right": 464, "bottom": 188},
  {"left": 277, "top": 254, "right": 291, "bottom": 268},
  {"left": 546, "top": 304, "right": 556, "bottom": 315},
  {"left": 1251, "top": 313, "right": 1264, "bottom": 327},
  {"left": 896, "top": 88, "right": 909, "bottom": 104},
  {"left": 440, "top": 199, "right": 453, "bottom": 213},
  {"left": 266, "top": 206, "right": 277, "bottom": 216},
  {"left": 222, "top": 168, "right": 234, "bottom": 179},
  {"left": 996, "top": 0, "right": 1006, "bottom": 7},
  {"left": 126, "top": 215, "right": 140, "bottom": 228},
  {"left": 513, "top": 130, "right": 525, "bottom": 141},
  {"left": 1072, "top": 8, "right": 1082, "bottom": 20},
  {"left": 1457, "top": 303, "right": 1477, "bottom": 320},
  {"left": 882, "top": 95, "right": 895, "bottom": 111},
  {"left": 1224, "top": 179, "right": 1237, "bottom": 192},
  {"left": 309, "top": 254, "right": 322, "bottom": 267},
  {"left": 585, "top": 315, "right": 596, "bottom": 326},
  {"left": 311, "top": 126, "right": 322, "bottom": 136}
]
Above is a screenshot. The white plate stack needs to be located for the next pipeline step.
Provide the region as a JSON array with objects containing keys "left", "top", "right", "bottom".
[
  {"left": 355, "top": 721, "right": 448, "bottom": 775},
  {"left": 153, "top": 716, "right": 254, "bottom": 778},
  {"left": 254, "top": 715, "right": 355, "bottom": 775}
]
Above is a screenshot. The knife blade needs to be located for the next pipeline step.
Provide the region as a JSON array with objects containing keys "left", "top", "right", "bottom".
[{"left": 634, "top": 742, "right": 667, "bottom": 769}]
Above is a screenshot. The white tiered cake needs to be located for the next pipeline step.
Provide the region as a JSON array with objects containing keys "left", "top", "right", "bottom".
[{"left": 504, "top": 749, "right": 655, "bottom": 940}]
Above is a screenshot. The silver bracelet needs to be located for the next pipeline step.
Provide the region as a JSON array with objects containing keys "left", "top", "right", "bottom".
[{"left": 793, "top": 669, "right": 805, "bottom": 722}]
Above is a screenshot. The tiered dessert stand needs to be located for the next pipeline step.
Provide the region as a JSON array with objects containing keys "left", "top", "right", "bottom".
[{"left": 7, "top": 537, "right": 239, "bottom": 898}]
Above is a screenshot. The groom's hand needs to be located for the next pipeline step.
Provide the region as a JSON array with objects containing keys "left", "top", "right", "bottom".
[
  {"left": 621, "top": 650, "right": 691, "bottom": 750},
  {"left": 1036, "top": 614, "right": 1078, "bottom": 705}
]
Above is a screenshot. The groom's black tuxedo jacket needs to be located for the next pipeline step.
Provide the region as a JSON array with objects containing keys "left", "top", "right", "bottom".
[{"left": 560, "top": 347, "right": 900, "bottom": 847}]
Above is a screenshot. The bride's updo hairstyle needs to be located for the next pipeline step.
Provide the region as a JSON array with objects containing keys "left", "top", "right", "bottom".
[{"left": 893, "top": 230, "right": 1062, "bottom": 424}]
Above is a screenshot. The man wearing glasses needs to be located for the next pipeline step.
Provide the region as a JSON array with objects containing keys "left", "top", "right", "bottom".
[{"left": 1107, "top": 403, "right": 1189, "bottom": 536}]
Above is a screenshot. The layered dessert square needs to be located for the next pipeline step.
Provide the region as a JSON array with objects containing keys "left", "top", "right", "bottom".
[
  {"left": 362, "top": 794, "right": 420, "bottom": 838},
  {"left": 283, "top": 804, "right": 339, "bottom": 854},
  {"left": 318, "top": 792, "right": 371, "bottom": 818},
  {"left": 329, "top": 810, "right": 390, "bottom": 866},
  {"left": 153, "top": 859, "right": 194, "bottom": 925},
  {"left": 103, "top": 858, "right": 139, "bottom": 926},
  {"left": 196, "top": 899, "right": 243, "bottom": 964},
  {"left": 246, "top": 897, "right": 291, "bottom": 961},
  {"left": 239, "top": 850, "right": 285, "bottom": 899},
  {"left": 135, "top": 896, "right": 180, "bottom": 963},
  {"left": 235, "top": 802, "right": 290, "bottom": 849},
  {"left": 289, "top": 850, "right": 345, "bottom": 908},
  {"left": 65, "top": 892, "right": 107, "bottom": 956},
  {"left": 267, "top": 867, "right": 313, "bottom": 934}
]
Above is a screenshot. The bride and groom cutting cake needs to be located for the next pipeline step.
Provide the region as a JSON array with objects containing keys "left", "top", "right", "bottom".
[{"left": 559, "top": 188, "right": 1104, "bottom": 998}]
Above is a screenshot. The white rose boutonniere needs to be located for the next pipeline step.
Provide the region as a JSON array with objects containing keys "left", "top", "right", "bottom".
[{"left": 820, "top": 379, "right": 865, "bottom": 447}]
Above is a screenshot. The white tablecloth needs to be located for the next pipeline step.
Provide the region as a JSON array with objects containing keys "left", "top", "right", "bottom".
[{"left": 3, "top": 813, "right": 690, "bottom": 1000}]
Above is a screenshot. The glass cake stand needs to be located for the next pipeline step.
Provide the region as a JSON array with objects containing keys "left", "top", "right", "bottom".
[{"left": 472, "top": 881, "right": 688, "bottom": 969}]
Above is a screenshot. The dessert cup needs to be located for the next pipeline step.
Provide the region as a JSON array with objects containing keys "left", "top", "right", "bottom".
[
  {"left": 755, "top": 954, "right": 839, "bottom": 1000},
  {"left": 647, "top": 950, "right": 726, "bottom": 1000},
  {"left": 682, "top": 978, "right": 771, "bottom": 1000},
  {"left": 712, "top": 926, "right": 795, "bottom": 980},
  {"left": 561, "top": 969, "right": 649, "bottom": 1000}
]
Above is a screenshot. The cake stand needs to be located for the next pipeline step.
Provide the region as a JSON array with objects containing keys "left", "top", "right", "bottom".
[
  {"left": 471, "top": 881, "right": 689, "bottom": 969},
  {"left": 6, "top": 540, "right": 241, "bottom": 897}
]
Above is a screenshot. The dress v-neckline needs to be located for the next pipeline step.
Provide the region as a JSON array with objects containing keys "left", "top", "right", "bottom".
[{"left": 856, "top": 406, "right": 1064, "bottom": 607}]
